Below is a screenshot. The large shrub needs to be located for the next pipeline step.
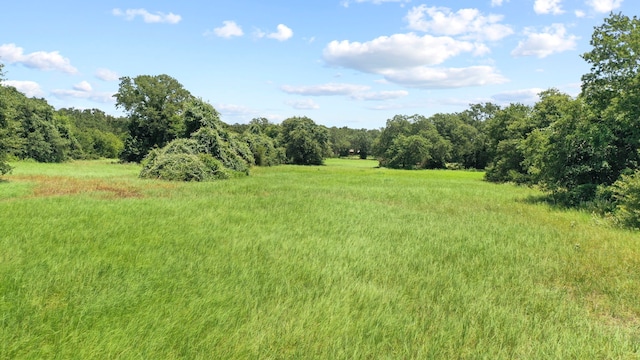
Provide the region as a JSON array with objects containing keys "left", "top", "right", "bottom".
[
  {"left": 140, "top": 139, "right": 230, "bottom": 181},
  {"left": 611, "top": 170, "right": 640, "bottom": 229},
  {"left": 191, "top": 127, "right": 253, "bottom": 173}
]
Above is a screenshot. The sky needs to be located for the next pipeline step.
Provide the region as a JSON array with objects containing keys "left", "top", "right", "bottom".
[{"left": 0, "top": 0, "right": 636, "bottom": 129}]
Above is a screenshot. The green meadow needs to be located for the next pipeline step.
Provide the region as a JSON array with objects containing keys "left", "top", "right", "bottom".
[{"left": 1, "top": 159, "right": 638, "bottom": 359}]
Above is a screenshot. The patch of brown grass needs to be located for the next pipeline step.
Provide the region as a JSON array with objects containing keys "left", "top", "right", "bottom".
[{"left": 9, "top": 175, "right": 149, "bottom": 199}]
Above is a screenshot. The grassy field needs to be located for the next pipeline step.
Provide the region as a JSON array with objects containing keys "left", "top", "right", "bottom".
[{"left": 1, "top": 158, "right": 639, "bottom": 359}]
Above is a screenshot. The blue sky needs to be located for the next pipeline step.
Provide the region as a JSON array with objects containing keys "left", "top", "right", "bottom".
[{"left": 0, "top": 0, "right": 636, "bottom": 128}]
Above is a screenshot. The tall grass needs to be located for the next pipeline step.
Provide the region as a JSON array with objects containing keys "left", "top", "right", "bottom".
[{"left": 1, "top": 159, "right": 638, "bottom": 358}]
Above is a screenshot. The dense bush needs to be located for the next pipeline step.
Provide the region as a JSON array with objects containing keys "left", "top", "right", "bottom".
[
  {"left": 192, "top": 127, "right": 253, "bottom": 173},
  {"left": 611, "top": 170, "right": 640, "bottom": 229},
  {"left": 140, "top": 139, "right": 230, "bottom": 181}
]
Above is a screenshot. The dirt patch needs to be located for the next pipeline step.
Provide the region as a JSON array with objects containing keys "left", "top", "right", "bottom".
[{"left": 9, "top": 175, "right": 148, "bottom": 199}]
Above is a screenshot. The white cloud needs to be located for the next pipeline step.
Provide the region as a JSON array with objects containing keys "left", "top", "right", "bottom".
[
  {"left": 575, "top": 9, "right": 586, "bottom": 17},
  {"left": 341, "top": 0, "right": 410, "bottom": 7},
  {"left": 2, "top": 80, "right": 44, "bottom": 97},
  {"left": 281, "top": 83, "right": 409, "bottom": 101},
  {"left": 323, "top": 31, "right": 505, "bottom": 89},
  {"left": 281, "top": 83, "right": 370, "bottom": 96},
  {"left": 51, "top": 84, "right": 115, "bottom": 103},
  {"left": 534, "top": 0, "right": 564, "bottom": 15},
  {"left": 351, "top": 90, "right": 409, "bottom": 101},
  {"left": 491, "top": 88, "right": 545, "bottom": 104},
  {"left": 491, "top": 0, "right": 509, "bottom": 7},
  {"left": 380, "top": 66, "right": 508, "bottom": 89},
  {"left": 0, "top": 43, "right": 77, "bottom": 74},
  {"left": 112, "top": 8, "right": 181, "bottom": 24},
  {"left": 216, "top": 103, "right": 258, "bottom": 117},
  {"left": 95, "top": 68, "right": 119, "bottom": 81},
  {"left": 511, "top": 24, "right": 578, "bottom": 58},
  {"left": 73, "top": 81, "right": 92, "bottom": 92},
  {"left": 286, "top": 99, "right": 320, "bottom": 110},
  {"left": 324, "top": 33, "right": 483, "bottom": 73},
  {"left": 268, "top": 24, "right": 293, "bottom": 41},
  {"left": 405, "top": 6, "right": 514, "bottom": 41},
  {"left": 208, "top": 21, "right": 244, "bottom": 38},
  {"left": 586, "top": 0, "right": 623, "bottom": 13}
]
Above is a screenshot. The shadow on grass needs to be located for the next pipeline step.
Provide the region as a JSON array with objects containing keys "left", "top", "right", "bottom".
[{"left": 519, "top": 193, "right": 574, "bottom": 210}]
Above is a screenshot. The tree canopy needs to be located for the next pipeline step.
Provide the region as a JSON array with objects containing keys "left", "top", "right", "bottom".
[{"left": 115, "top": 74, "right": 194, "bottom": 162}]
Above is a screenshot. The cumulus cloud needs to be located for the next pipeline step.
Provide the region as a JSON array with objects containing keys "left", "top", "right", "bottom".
[
  {"left": 351, "top": 90, "right": 409, "bottom": 101},
  {"left": 95, "top": 68, "right": 119, "bottom": 81},
  {"left": 511, "top": 24, "right": 578, "bottom": 58},
  {"left": 491, "top": 0, "right": 509, "bottom": 7},
  {"left": 323, "top": 31, "right": 506, "bottom": 89},
  {"left": 255, "top": 24, "right": 294, "bottom": 41},
  {"left": 268, "top": 24, "right": 293, "bottom": 41},
  {"left": 575, "top": 9, "right": 587, "bottom": 17},
  {"left": 534, "top": 0, "right": 564, "bottom": 15},
  {"left": 286, "top": 99, "right": 320, "bottom": 110},
  {"left": 73, "top": 81, "right": 92, "bottom": 92},
  {"left": 207, "top": 21, "right": 244, "bottom": 38},
  {"left": 0, "top": 43, "right": 77, "bottom": 74},
  {"left": 281, "top": 83, "right": 370, "bottom": 96},
  {"left": 380, "top": 66, "right": 508, "bottom": 89},
  {"left": 405, "top": 6, "right": 514, "bottom": 41},
  {"left": 586, "top": 0, "right": 623, "bottom": 13},
  {"left": 324, "top": 33, "right": 485, "bottom": 73},
  {"left": 2, "top": 80, "right": 44, "bottom": 97},
  {"left": 112, "top": 8, "right": 181, "bottom": 24},
  {"left": 281, "top": 83, "right": 409, "bottom": 101},
  {"left": 51, "top": 82, "right": 115, "bottom": 103}
]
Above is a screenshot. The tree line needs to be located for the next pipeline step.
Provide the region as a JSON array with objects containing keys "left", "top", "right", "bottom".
[{"left": 1, "top": 13, "right": 639, "bottom": 228}]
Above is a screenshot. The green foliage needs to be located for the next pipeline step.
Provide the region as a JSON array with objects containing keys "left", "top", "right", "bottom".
[
  {"left": 611, "top": 170, "right": 640, "bottom": 229},
  {"left": 375, "top": 114, "right": 452, "bottom": 169},
  {"left": 0, "top": 65, "right": 12, "bottom": 175},
  {"left": 242, "top": 131, "right": 284, "bottom": 166},
  {"left": 280, "top": 116, "right": 329, "bottom": 165},
  {"left": 192, "top": 126, "right": 252, "bottom": 173},
  {"left": 140, "top": 138, "right": 230, "bottom": 181},
  {"left": 183, "top": 97, "right": 222, "bottom": 136},
  {"left": 328, "top": 126, "right": 378, "bottom": 159},
  {"left": 484, "top": 103, "right": 535, "bottom": 183},
  {"left": 383, "top": 134, "right": 430, "bottom": 169},
  {"left": 115, "top": 74, "right": 194, "bottom": 162},
  {"left": 57, "top": 108, "right": 127, "bottom": 159},
  {"left": 11, "top": 96, "right": 79, "bottom": 163},
  {"left": 578, "top": 13, "right": 640, "bottom": 189}
]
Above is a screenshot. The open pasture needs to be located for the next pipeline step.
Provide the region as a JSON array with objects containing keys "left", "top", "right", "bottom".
[{"left": 1, "top": 159, "right": 638, "bottom": 358}]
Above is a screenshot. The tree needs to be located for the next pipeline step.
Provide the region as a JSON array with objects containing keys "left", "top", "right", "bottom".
[
  {"left": 280, "top": 116, "right": 329, "bottom": 165},
  {"left": 242, "top": 120, "right": 284, "bottom": 166},
  {"left": 115, "top": 74, "right": 194, "bottom": 162},
  {"left": 0, "top": 63, "right": 12, "bottom": 175},
  {"left": 484, "top": 103, "right": 534, "bottom": 183},
  {"left": 376, "top": 114, "right": 451, "bottom": 169},
  {"left": 580, "top": 13, "right": 640, "bottom": 186},
  {"left": 385, "top": 134, "right": 430, "bottom": 169}
]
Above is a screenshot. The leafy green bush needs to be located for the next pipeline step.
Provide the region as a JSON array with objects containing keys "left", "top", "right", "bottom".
[
  {"left": 139, "top": 137, "right": 242, "bottom": 182},
  {"left": 140, "top": 152, "right": 213, "bottom": 181},
  {"left": 191, "top": 127, "right": 252, "bottom": 173},
  {"left": 611, "top": 170, "right": 640, "bottom": 229}
]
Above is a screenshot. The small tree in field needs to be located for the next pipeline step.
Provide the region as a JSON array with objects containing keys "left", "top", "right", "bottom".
[{"left": 280, "top": 116, "right": 329, "bottom": 165}]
